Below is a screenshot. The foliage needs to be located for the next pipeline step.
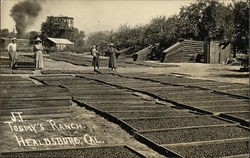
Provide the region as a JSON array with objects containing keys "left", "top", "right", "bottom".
[
  {"left": 86, "top": 31, "right": 111, "bottom": 48},
  {"left": 0, "top": 29, "right": 17, "bottom": 38},
  {"left": 41, "top": 18, "right": 85, "bottom": 52},
  {"left": 27, "top": 31, "right": 39, "bottom": 44},
  {"left": 64, "top": 28, "right": 85, "bottom": 53},
  {"left": 85, "top": 0, "right": 249, "bottom": 57},
  {"left": 231, "top": 0, "right": 249, "bottom": 54}
]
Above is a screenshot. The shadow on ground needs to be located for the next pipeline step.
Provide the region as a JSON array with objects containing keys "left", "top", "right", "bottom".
[{"left": 217, "top": 73, "right": 249, "bottom": 78}]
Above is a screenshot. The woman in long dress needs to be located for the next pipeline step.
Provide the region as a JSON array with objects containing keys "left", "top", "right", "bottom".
[
  {"left": 34, "top": 37, "right": 44, "bottom": 70},
  {"left": 107, "top": 43, "right": 118, "bottom": 70}
]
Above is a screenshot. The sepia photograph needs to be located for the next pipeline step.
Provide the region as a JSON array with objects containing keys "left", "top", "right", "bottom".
[{"left": 0, "top": 0, "right": 249, "bottom": 157}]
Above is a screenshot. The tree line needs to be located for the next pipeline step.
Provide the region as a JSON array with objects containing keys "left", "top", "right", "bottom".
[
  {"left": 1, "top": 0, "right": 248, "bottom": 55},
  {"left": 86, "top": 0, "right": 249, "bottom": 58}
]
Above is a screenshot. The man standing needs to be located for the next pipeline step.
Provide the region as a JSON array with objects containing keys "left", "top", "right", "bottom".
[
  {"left": 7, "top": 38, "right": 18, "bottom": 70},
  {"left": 91, "top": 45, "right": 100, "bottom": 71}
]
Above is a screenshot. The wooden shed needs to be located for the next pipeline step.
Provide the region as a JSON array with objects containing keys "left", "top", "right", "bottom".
[
  {"left": 44, "top": 37, "right": 74, "bottom": 52},
  {"left": 162, "top": 40, "right": 204, "bottom": 63},
  {"left": 132, "top": 45, "right": 154, "bottom": 61},
  {"left": 204, "top": 41, "right": 232, "bottom": 64}
]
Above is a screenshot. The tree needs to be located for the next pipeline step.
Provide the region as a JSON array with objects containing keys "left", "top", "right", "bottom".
[
  {"left": 27, "top": 31, "right": 39, "bottom": 44},
  {"left": 41, "top": 17, "right": 86, "bottom": 52},
  {"left": 231, "top": 0, "right": 249, "bottom": 54},
  {"left": 84, "top": 0, "right": 248, "bottom": 58},
  {"left": 65, "top": 28, "right": 85, "bottom": 53},
  {"left": 0, "top": 29, "right": 12, "bottom": 38},
  {"left": 86, "top": 31, "right": 111, "bottom": 47},
  {"left": 144, "top": 16, "right": 166, "bottom": 45},
  {"left": 177, "top": 0, "right": 235, "bottom": 41}
]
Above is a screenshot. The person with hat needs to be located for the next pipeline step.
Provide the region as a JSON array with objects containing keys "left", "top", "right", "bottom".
[
  {"left": 107, "top": 43, "right": 118, "bottom": 70},
  {"left": 91, "top": 45, "right": 100, "bottom": 71},
  {"left": 7, "top": 37, "right": 18, "bottom": 70},
  {"left": 33, "top": 37, "right": 44, "bottom": 70}
]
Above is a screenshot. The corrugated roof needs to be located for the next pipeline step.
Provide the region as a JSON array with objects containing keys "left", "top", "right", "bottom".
[{"left": 47, "top": 37, "right": 74, "bottom": 45}]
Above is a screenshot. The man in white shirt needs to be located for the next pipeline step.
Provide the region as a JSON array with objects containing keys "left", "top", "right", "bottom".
[
  {"left": 7, "top": 38, "right": 18, "bottom": 70},
  {"left": 91, "top": 45, "right": 100, "bottom": 71}
]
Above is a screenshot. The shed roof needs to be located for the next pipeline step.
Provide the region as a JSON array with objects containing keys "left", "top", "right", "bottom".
[
  {"left": 47, "top": 37, "right": 74, "bottom": 45},
  {"left": 163, "top": 42, "right": 181, "bottom": 53}
]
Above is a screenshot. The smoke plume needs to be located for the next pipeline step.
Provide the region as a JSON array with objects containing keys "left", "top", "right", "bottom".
[{"left": 10, "top": 0, "right": 42, "bottom": 37}]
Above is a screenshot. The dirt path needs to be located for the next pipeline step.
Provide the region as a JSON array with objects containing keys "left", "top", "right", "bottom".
[
  {"left": 42, "top": 57, "right": 249, "bottom": 84},
  {"left": 116, "top": 62, "right": 249, "bottom": 84}
]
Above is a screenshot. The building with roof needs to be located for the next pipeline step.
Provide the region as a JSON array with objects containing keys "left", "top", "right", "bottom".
[
  {"left": 0, "top": 37, "right": 30, "bottom": 52},
  {"left": 44, "top": 37, "right": 74, "bottom": 52}
]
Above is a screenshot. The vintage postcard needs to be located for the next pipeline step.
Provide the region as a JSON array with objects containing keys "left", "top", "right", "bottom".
[{"left": 0, "top": 0, "right": 249, "bottom": 157}]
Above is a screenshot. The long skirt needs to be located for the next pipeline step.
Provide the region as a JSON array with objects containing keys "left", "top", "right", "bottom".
[
  {"left": 92, "top": 56, "right": 99, "bottom": 68},
  {"left": 35, "top": 51, "right": 43, "bottom": 69},
  {"left": 108, "top": 53, "right": 116, "bottom": 68},
  {"left": 8, "top": 51, "right": 17, "bottom": 69}
]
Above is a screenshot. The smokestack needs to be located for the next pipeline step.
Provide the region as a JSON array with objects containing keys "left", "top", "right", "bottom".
[{"left": 10, "top": 0, "right": 42, "bottom": 38}]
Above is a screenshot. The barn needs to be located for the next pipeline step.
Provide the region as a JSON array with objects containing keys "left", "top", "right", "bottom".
[{"left": 44, "top": 37, "right": 74, "bottom": 52}]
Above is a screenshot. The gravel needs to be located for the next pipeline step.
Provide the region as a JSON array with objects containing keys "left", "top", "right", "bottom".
[
  {"left": 84, "top": 98, "right": 148, "bottom": 104},
  {"left": 224, "top": 112, "right": 250, "bottom": 120},
  {"left": 76, "top": 96, "right": 139, "bottom": 101},
  {"left": 71, "top": 91, "right": 128, "bottom": 95},
  {"left": 168, "top": 96, "right": 230, "bottom": 102},
  {"left": 1, "top": 146, "right": 145, "bottom": 158},
  {"left": 166, "top": 140, "right": 249, "bottom": 158},
  {"left": 1, "top": 107, "right": 71, "bottom": 116},
  {"left": 0, "top": 100, "right": 71, "bottom": 107},
  {"left": 109, "top": 111, "right": 194, "bottom": 119},
  {"left": 124, "top": 116, "right": 228, "bottom": 131},
  {"left": 140, "top": 126, "right": 249, "bottom": 145},
  {"left": 184, "top": 100, "right": 249, "bottom": 107},
  {"left": 99, "top": 105, "right": 169, "bottom": 112},
  {"left": 1, "top": 92, "right": 71, "bottom": 99},
  {"left": 85, "top": 102, "right": 160, "bottom": 107},
  {"left": 156, "top": 92, "right": 218, "bottom": 99},
  {"left": 202, "top": 105, "right": 250, "bottom": 112},
  {"left": 0, "top": 76, "right": 23, "bottom": 80}
]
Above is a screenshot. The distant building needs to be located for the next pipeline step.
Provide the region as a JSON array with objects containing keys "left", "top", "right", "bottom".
[
  {"left": 44, "top": 37, "right": 74, "bottom": 52},
  {"left": 42, "top": 16, "right": 74, "bottom": 38},
  {"left": 46, "top": 16, "right": 73, "bottom": 31},
  {"left": 0, "top": 37, "right": 30, "bottom": 52}
]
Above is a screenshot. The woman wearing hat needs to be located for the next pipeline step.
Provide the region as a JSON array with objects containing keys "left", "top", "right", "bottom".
[
  {"left": 7, "top": 37, "right": 18, "bottom": 70},
  {"left": 107, "top": 43, "right": 118, "bottom": 70},
  {"left": 33, "top": 37, "right": 44, "bottom": 70}
]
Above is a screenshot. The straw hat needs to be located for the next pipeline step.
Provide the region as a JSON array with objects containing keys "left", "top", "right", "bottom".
[
  {"left": 35, "top": 37, "right": 42, "bottom": 42},
  {"left": 12, "top": 37, "right": 17, "bottom": 41},
  {"left": 109, "top": 43, "right": 115, "bottom": 47}
]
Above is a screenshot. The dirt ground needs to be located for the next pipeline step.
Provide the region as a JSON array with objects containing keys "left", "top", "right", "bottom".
[
  {"left": 1, "top": 52, "right": 248, "bottom": 85},
  {"left": 0, "top": 53, "right": 248, "bottom": 158},
  {"left": 118, "top": 62, "right": 249, "bottom": 84},
  {"left": 43, "top": 55, "right": 249, "bottom": 84},
  {"left": 0, "top": 55, "right": 167, "bottom": 157},
  {"left": 0, "top": 102, "right": 165, "bottom": 158}
]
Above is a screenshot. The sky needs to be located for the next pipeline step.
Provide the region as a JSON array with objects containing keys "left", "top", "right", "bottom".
[{"left": 1, "top": 0, "right": 233, "bottom": 35}]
